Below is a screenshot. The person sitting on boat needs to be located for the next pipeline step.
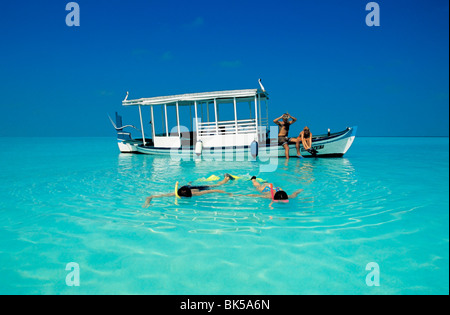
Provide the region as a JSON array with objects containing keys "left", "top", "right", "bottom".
[
  {"left": 236, "top": 176, "right": 303, "bottom": 202},
  {"left": 295, "top": 126, "right": 318, "bottom": 158},
  {"left": 142, "top": 174, "right": 235, "bottom": 208},
  {"left": 273, "top": 113, "right": 297, "bottom": 159}
]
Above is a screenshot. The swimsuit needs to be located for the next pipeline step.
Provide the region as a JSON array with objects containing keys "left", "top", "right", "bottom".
[
  {"left": 277, "top": 122, "right": 291, "bottom": 146},
  {"left": 262, "top": 185, "right": 281, "bottom": 193},
  {"left": 185, "top": 185, "right": 211, "bottom": 191},
  {"left": 278, "top": 136, "right": 291, "bottom": 146}
]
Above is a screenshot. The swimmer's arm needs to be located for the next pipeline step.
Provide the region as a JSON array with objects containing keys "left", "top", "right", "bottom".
[
  {"left": 288, "top": 189, "right": 304, "bottom": 199},
  {"left": 193, "top": 189, "right": 232, "bottom": 196},
  {"left": 234, "top": 194, "right": 272, "bottom": 199},
  {"left": 142, "top": 192, "right": 175, "bottom": 208}
]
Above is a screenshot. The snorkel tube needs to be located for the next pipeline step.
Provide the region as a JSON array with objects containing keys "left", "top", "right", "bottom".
[
  {"left": 269, "top": 184, "right": 275, "bottom": 200},
  {"left": 175, "top": 181, "right": 180, "bottom": 205},
  {"left": 175, "top": 181, "right": 180, "bottom": 198}
]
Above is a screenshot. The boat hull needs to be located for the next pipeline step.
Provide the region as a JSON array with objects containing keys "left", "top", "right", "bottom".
[
  {"left": 117, "top": 138, "right": 152, "bottom": 153},
  {"left": 121, "top": 127, "right": 357, "bottom": 159},
  {"left": 118, "top": 140, "right": 140, "bottom": 153}
]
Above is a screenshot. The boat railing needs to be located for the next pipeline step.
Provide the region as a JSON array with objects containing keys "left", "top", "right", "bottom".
[
  {"left": 260, "top": 118, "right": 269, "bottom": 127},
  {"left": 198, "top": 119, "right": 257, "bottom": 136}
]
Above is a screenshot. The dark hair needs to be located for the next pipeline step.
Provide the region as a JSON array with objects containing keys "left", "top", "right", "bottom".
[
  {"left": 177, "top": 186, "right": 192, "bottom": 198},
  {"left": 273, "top": 191, "right": 288, "bottom": 200},
  {"left": 303, "top": 127, "right": 310, "bottom": 138}
]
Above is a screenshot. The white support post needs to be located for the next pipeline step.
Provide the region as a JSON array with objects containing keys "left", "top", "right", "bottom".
[
  {"left": 189, "top": 104, "right": 193, "bottom": 131},
  {"left": 164, "top": 104, "right": 169, "bottom": 137},
  {"left": 258, "top": 94, "right": 262, "bottom": 140},
  {"left": 254, "top": 95, "right": 259, "bottom": 142},
  {"left": 233, "top": 97, "right": 238, "bottom": 134},
  {"left": 138, "top": 105, "right": 146, "bottom": 146},
  {"left": 214, "top": 98, "right": 219, "bottom": 135},
  {"left": 258, "top": 94, "right": 262, "bottom": 128},
  {"left": 161, "top": 105, "right": 165, "bottom": 136},
  {"left": 176, "top": 102, "right": 180, "bottom": 137},
  {"left": 194, "top": 101, "right": 199, "bottom": 133}
]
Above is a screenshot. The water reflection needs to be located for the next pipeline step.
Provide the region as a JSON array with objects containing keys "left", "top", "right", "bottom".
[{"left": 115, "top": 154, "right": 414, "bottom": 235}]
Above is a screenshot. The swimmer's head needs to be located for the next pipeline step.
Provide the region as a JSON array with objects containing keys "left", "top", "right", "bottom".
[
  {"left": 273, "top": 191, "right": 288, "bottom": 201},
  {"left": 177, "top": 186, "right": 192, "bottom": 198}
]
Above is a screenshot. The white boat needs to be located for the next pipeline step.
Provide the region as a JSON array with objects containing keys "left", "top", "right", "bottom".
[{"left": 112, "top": 80, "right": 357, "bottom": 159}]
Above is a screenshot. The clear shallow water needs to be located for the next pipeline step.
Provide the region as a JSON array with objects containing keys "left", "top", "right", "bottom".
[{"left": 0, "top": 137, "right": 448, "bottom": 295}]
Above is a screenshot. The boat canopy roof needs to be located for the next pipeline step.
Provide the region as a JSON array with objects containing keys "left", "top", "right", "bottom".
[{"left": 122, "top": 89, "right": 268, "bottom": 107}]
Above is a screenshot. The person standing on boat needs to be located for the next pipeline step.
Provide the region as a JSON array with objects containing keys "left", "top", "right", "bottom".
[
  {"left": 273, "top": 113, "right": 297, "bottom": 159},
  {"left": 295, "top": 126, "right": 317, "bottom": 158}
]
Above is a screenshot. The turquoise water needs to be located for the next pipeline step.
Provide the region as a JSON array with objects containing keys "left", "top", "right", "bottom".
[{"left": 0, "top": 137, "right": 448, "bottom": 295}]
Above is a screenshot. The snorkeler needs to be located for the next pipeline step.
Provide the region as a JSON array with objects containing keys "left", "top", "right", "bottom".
[
  {"left": 142, "top": 174, "right": 236, "bottom": 208},
  {"left": 242, "top": 176, "right": 303, "bottom": 201}
]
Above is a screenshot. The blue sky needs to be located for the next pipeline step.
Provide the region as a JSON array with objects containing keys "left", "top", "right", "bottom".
[{"left": 0, "top": 0, "right": 448, "bottom": 137}]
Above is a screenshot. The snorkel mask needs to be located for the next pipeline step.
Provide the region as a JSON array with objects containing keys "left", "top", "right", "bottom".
[{"left": 270, "top": 184, "right": 289, "bottom": 203}]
